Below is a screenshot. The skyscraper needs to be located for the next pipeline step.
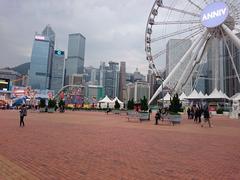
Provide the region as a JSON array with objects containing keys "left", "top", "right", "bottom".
[
  {"left": 29, "top": 35, "right": 51, "bottom": 89},
  {"left": 99, "top": 61, "right": 119, "bottom": 98},
  {"left": 50, "top": 50, "right": 65, "bottom": 93},
  {"left": 29, "top": 25, "right": 55, "bottom": 90},
  {"left": 65, "top": 33, "right": 86, "bottom": 85},
  {"left": 119, "top": 62, "right": 126, "bottom": 101},
  {"left": 166, "top": 39, "right": 192, "bottom": 94}
]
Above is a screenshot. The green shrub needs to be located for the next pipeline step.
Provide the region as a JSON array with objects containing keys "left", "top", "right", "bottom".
[
  {"left": 169, "top": 93, "right": 182, "bottom": 113},
  {"left": 114, "top": 100, "right": 120, "bottom": 109},
  {"left": 217, "top": 108, "right": 223, "bottom": 114},
  {"left": 39, "top": 99, "right": 46, "bottom": 108},
  {"left": 48, "top": 99, "right": 56, "bottom": 108},
  {"left": 127, "top": 98, "right": 134, "bottom": 110},
  {"left": 140, "top": 96, "right": 148, "bottom": 111}
]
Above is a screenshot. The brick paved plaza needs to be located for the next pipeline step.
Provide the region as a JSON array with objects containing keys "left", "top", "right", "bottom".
[{"left": 0, "top": 110, "right": 240, "bottom": 180}]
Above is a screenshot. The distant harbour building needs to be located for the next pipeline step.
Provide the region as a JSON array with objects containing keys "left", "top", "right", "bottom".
[
  {"left": 65, "top": 33, "right": 86, "bottom": 85},
  {"left": 166, "top": 39, "right": 192, "bottom": 94},
  {"left": 99, "top": 61, "right": 119, "bottom": 98},
  {"left": 127, "top": 81, "right": 150, "bottom": 103},
  {"left": 86, "top": 85, "right": 104, "bottom": 101},
  {"left": 50, "top": 50, "right": 65, "bottom": 93},
  {"left": 119, "top": 62, "right": 127, "bottom": 101},
  {"left": 0, "top": 68, "right": 22, "bottom": 87},
  {"left": 29, "top": 34, "right": 51, "bottom": 90},
  {"left": 29, "top": 25, "right": 55, "bottom": 90}
]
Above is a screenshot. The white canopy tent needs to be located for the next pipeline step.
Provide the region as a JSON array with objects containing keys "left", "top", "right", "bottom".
[
  {"left": 187, "top": 89, "right": 200, "bottom": 100},
  {"left": 112, "top": 97, "right": 124, "bottom": 109},
  {"left": 208, "top": 89, "right": 229, "bottom": 99},
  {"left": 98, "top": 95, "right": 114, "bottom": 108},
  {"left": 231, "top": 93, "right": 240, "bottom": 101},
  {"left": 179, "top": 92, "right": 187, "bottom": 101},
  {"left": 161, "top": 92, "right": 171, "bottom": 101},
  {"left": 198, "top": 91, "right": 205, "bottom": 99}
]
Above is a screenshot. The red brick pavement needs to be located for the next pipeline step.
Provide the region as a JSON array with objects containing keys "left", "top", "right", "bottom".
[{"left": 0, "top": 110, "right": 240, "bottom": 180}]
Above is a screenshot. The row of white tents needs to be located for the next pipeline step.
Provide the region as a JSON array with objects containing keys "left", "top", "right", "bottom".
[
  {"left": 161, "top": 88, "right": 239, "bottom": 101},
  {"left": 98, "top": 96, "right": 124, "bottom": 109}
]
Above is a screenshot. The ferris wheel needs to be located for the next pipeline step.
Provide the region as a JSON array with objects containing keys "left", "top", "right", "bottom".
[{"left": 145, "top": 0, "right": 240, "bottom": 104}]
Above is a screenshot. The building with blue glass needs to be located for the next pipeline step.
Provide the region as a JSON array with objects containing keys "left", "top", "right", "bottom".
[
  {"left": 50, "top": 50, "right": 65, "bottom": 93},
  {"left": 29, "top": 35, "right": 51, "bottom": 90},
  {"left": 65, "top": 33, "right": 86, "bottom": 85}
]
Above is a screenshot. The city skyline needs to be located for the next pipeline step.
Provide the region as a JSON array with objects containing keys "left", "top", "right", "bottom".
[{"left": 0, "top": 0, "right": 153, "bottom": 75}]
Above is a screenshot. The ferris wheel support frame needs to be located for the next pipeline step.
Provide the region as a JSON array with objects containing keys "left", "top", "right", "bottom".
[
  {"left": 222, "top": 24, "right": 240, "bottom": 49},
  {"left": 174, "top": 33, "right": 210, "bottom": 93},
  {"left": 148, "top": 30, "right": 209, "bottom": 105}
]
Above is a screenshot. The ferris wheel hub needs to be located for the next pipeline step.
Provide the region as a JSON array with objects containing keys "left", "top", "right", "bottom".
[{"left": 201, "top": 2, "right": 229, "bottom": 28}]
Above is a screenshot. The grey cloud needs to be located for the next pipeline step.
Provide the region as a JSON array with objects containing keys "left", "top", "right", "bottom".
[{"left": 0, "top": 0, "right": 152, "bottom": 74}]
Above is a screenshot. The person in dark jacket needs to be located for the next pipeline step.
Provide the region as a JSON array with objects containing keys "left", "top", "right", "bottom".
[
  {"left": 155, "top": 109, "right": 161, "bottom": 125},
  {"left": 19, "top": 104, "right": 27, "bottom": 127},
  {"left": 202, "top": 107, "right": 212, "bottom": 128}
]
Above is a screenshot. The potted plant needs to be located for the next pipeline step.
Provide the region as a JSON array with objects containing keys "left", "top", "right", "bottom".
[
  {"left": 39, "top": 99, "right": 46, "bottom": 112},
  {"left": 168, "top": 93, "right": 182, "bottom": 125},
  {"left": 59, "top": 99, "right": 65, "bottom": 113},
  {"left": 113, "top": 100, "right": 120, "bottom": 114},
  {"left": 127, "top": 98, "right": 135, "bottom": 115},
  {"left": 139, "top": 96, "right": 150, "bottom": 121},
  {"left": 48, "top": 99, "right": 56, "bottom": 113}
]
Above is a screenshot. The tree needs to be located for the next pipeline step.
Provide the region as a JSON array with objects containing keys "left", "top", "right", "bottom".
[
  {"left": 114, "top": 100, "right": 120, "bottom": 109},
  {"left": 140, "top": 96, "right": 148, "bottom": 111},
  {"left": 127, "top": 98, "right": 134, "bottom": 110},
  {"left": 39, "top": 99, "right": 46, "bottom": 108},
  {"left": 169, "top": 93, "right": 182, "bottom": 114},
  {"left": 48, "top": 99, "right": 56, "bottom": 108}
]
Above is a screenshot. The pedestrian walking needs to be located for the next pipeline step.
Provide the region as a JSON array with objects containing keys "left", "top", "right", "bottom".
[
  {"left": 187, "top": 107, "right": 190, "bottom": 119},
  {"left": 155, "top": 110, "right": 161, "bottom": 125},
  {"left": 202, "top": 108, "right": 212, "bottom": 128},
  {"left": 19, "top": 104, "right": 27, "bottom": 127}
]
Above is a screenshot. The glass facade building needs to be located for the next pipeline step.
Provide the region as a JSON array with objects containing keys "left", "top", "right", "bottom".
[
  {"left": 50, "top": 50, "right": 65, "bottom": 93},
  {"left": 29, "top": 35, "right": 50, "bottom": 90},
  {"left": 65, "top": 33, "right": 86, "bottom": 85}
]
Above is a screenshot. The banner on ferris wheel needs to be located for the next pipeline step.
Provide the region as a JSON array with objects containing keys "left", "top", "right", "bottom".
[{"left": 201, "top": 2, "right": 229, "bottom": 28}]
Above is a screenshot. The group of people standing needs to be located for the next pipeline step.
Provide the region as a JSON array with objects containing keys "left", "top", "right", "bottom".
[{"left": 187, "top": 105, "right": 212, "bottom": 127}]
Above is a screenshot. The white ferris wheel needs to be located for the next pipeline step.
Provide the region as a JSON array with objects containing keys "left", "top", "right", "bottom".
[{"left": 145, "top": 0, "right": 240, "bottom": 104}]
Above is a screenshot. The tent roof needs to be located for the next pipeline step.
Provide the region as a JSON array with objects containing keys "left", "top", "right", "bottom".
[
  {"left": 112, "top": 97, "right": 123, "bottom": 104},
  {"left": 231, "top": 93, "right": 240, "bottom": 100},
  {"left": 163, "top": 92, "right": 171, "bottom": 101},
  {"left": 187, "top": 89, "right": 200, "bottom": 99},
  {"left": 179, "top": 92, "right": 187, "bottom": 100},
  {"left": 208, "top": 89, "right": 227, "bottom": 99},
  {"left": 99, "top": 95, "right": 113, "bottom": 103},
  {"left": 198, "top": 91, "right": 205, "bottom": 99}
]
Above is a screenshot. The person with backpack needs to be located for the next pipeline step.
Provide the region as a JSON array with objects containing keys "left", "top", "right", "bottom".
[{"left": 19, "top": 104, "right": 27, "bottom": 127}]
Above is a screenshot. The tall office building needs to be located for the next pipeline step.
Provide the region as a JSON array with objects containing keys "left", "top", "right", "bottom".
[
  {"left": 65, "top": 33, "right": 86, "bottom": 85},
  {"left": 119, "top": 62, "right": 127, "bottom": 101},
  {"left": 50, "top": 50, "right": 65, "bottom": 93},
  {"left": 99, "top": 61, "right": 119, "bottom": 98},
  {"left": 166, "top": 39, "right": 192, "bottom": 94},
  {"left": 223, "top": 33, "right": 240, "bottom": 97},
  {"left": 29, "top": 25, "right": 55, "bottom": 90},
  {"left": 42, "top": 25, "right": 55, "bottom": 88},
  {"left": 126, "top": 81, "right": 150, "bottom": 103},
  {"left": 29, "top": 35, "right": 51, "bottom": 89}
]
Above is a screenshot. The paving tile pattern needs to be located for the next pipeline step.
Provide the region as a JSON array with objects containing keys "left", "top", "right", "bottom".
[{"left": 0, "top": 110, "right": 240, "bottom": 180}]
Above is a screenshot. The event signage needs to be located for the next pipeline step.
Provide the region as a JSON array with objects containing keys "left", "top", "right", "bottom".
[{"left": 201, "top": 2, "right": 229, "bottom": 28}]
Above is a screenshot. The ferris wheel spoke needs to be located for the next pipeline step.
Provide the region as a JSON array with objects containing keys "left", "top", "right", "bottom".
[
  {"left": 187, "top": 0, "right": 203, "bottom": 11},
  {"left": 162, "top": 5, "right": 200, "bottom": 17},
  {"left": 174, "top": 34, "right": 211, "bottom": 93},
  {"left": 149, "top": 30, "right": 209, "bottom": 104},
  {"left": 151, "top": 25, "right": 202, "bottom": 42},
  {"left": 151, "top": 28, "right": 203, "bottom": 59},
  {"left": 154, "top": 20, "right": 201, "bottom": 25},
  {"left": 220, "top": 27, "right": 240, "bottom": 85},
  {"left": 175, "top": 36, "right": 211, "bottom": 92},
  {"left": 222, "top": 24, "right": 240, "bottom": 49}
]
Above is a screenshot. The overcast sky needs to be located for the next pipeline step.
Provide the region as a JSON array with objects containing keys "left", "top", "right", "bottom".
[{"left": 0, "top": 0, "right": 153, "bottom": 74}]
